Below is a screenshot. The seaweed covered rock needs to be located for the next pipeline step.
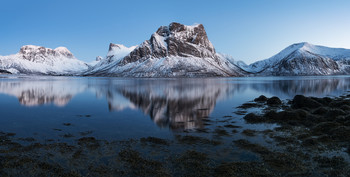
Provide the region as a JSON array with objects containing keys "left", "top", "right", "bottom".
[
  {"left": 312, "top": 107, "right": 328, "bottom": 115},
  {"left": 262, "top": 109, "right": 316, "bottom": 126},
  {"left": 254, "top": 95, "right": 268, "bottom": 102},
  {"left": 243, "top": 113, "right": 264, "bottom": 123},
  {"left": 267, "top": 96, "right": 282, "bottom": 106},
  {"left": 292, "top": 95, "right": 322, "bottom": 109},
  {"left": 329, "top": 100, "right": 350, "bottom": 108}
]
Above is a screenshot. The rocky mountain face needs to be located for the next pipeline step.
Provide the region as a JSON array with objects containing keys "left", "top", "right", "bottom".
[
  {"left": 84, "top": 22, "right": 246, "bottom": 77},
  {"left": 106, "top": 43, "right": 137, "bottom": 64},
  {"left": 95, "top": 56, "right": 103, "bottom": 61},
  {"left": 0, "top": 45, "right": 89, "bottom": 75},
  {"left": 121, "top": 22, "right": 217, "bottom": 64},
  {"left": 246, "top": 42, "right": 350, "bottom": 76},
  {"left": 19, "top": 45, "right": 74, "bottom": 62}
]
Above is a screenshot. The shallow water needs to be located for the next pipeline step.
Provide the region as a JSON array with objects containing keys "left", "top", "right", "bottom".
[{"left": 0, "top": 75, "right": 350, "bottom": 141}]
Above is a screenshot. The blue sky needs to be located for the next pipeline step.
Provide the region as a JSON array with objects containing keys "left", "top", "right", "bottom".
[{"left": 1, "top": 0, "right": 349, "bottom": 64}]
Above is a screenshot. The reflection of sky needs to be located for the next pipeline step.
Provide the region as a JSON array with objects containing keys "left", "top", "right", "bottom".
[{"left": 0, "top": 76, "right": 350, "bottom": 139}]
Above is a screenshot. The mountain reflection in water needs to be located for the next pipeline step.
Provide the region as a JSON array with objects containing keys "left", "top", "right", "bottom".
[{"left": 0, "top": 76, "right": 350, "bottom": 130}]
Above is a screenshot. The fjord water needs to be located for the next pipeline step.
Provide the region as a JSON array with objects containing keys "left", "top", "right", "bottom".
[{"left": 0, "top": 75, "right": 350, "bottom": 141}]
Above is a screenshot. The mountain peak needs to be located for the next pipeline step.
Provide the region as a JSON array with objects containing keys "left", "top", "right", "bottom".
[
  {"left": 121, "top": 22, "right": 217, "bottom": 65},
  {"left": 154, "top": 22, "right": 212, "bottom": 51},
  {"left": 108, "top": 43, "right": 126, "bottom": 52},
  {"left": 54, "top": 47, "right": 74, "bottom": 58},
  {"left": 107, "top": 43, "right": 136, "bottom": 58},
  {"left": 19, "top": 45, "right": 74, "bottom": 62},
  {"left": 295, "top": 42, "right": 311, "bottom": 46},
  {"left": 54, "top": 46, "right": 70, "bottom": 53},
  {"left": 96, "top": 56, "right": 103, "bottom": 61},
  {"left": 285, "top": 42, "right": 313, "bottom": 51},
  {"left": 19, "top": 45, "right": 44, "bottom": 54}
]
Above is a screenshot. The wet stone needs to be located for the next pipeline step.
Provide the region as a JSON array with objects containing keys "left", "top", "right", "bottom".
[
  {"left": 243, "top": 113, "right": 264, "bottom": 123},
  {"left": 254, "top": 95, "right": 268, "bottom": 102},
  {"left": 175, "top": 135, "right": 221, "bottom": 145},
  {"left": 237, "top": 103, "right": 260, "bottom": 109},
  {"left": 140, "top": 137, "right": 169, "bottom": 145},
  {"left": 340, "top": 105, "right": 350, "bottom": 111},
  {"left": 312, "top": 107, "right": 328, "bottom": 115},
  {"left": 267, "top": 96, "right": 282, "bottom": 106},
  {"left": 242, "top": 129, "right": 257, "bottom": 136},
  {"left": 292, "top": 95, "right": 322, "bottom": 109},
  {"left": 223, "top": 124, "right": 242, "bottom": 129},
  {"left": 214, "top": 128, "right": 230, "bottom": 136}
]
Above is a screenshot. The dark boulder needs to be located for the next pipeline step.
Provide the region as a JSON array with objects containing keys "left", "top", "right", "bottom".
[
  {"left": 254, "top": 95, "right": 268, "bottom": 102},
  {"left": 267, "top": 96, "right": 282, "bottom": 106},
  {"left": 340, "top": 105, "right": 350, "bottom": 111},
  {"left": 243, "top": 113, "right": 264, "bottom": 123},
  {"left": 312, "top": 107, "right": 328, "bottom": 115},
  {"left": 327, "top": 109, "right": 347, "bottom": 118},
  {"left": 292, "top": 95, "right": 322, "bottom": 109},
  {"left": 263, "top": 109, "right": 314, "bottom": 126},
  {"left": 311, "top": 122, "right": 341, "bottom": 135},
  {"left": 311, "top": 97, "right": 332, "bottom": 106},
  {"left": 329, "top": 100, "right": 350, "bottom": 108}
]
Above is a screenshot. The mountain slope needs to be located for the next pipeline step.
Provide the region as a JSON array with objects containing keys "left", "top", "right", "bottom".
[
  {"left": 84, "top": 22, "right": 246, "bottom": 77},
  {"left": 247, "top": 42, "right": 350, "bottom": 76},
  {"left": 85, "top": 43, "right": 137, "bottom": 74},
  {"left": 0, "top": 45, "right": 89, "bottom": 75}
]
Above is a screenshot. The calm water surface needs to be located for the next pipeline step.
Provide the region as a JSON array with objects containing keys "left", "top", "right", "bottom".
[{"left": 1, "top": 75, "right": 350, "bottom": 141}]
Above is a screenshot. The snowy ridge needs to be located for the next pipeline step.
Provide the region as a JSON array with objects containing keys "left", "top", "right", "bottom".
[
  {"left": 246, "top": 42, "right": 350, "bottom": 76},
  {"left": 218, "top": 53, "right": 250, "bottom": 72},
  {"left": 85, "top": 43, "right": 137, "bottom": 74},
  {"left": 107, "top": 43, "right": 137, "bottom": 58},
  {"left": 0, "top": 45, "right": 89, "bottom": 75},
  {"left": 88, "top": 54, "right": 244, "bottom": 77}
]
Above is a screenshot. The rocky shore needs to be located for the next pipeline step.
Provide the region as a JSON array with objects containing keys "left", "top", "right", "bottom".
[
  {"left": 241, "top": 93, "right": 350, "bottom": 176},
  {"left": 1, "top": 94, "right": 350, "bottom": 176}
]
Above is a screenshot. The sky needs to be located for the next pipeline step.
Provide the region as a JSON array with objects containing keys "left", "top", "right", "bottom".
[{"left": 0, "top": 0, "right": 350, "bottom": 64}]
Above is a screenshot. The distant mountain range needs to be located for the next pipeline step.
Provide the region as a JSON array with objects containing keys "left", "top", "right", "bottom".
[
  {"left": 0, "top": 45, "right": 89, "bottom": 75},
  {"left": 1, "top": 22, "right": 350, "bottom": 77}
]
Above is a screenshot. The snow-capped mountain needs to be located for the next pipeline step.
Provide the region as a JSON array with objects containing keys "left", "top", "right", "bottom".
[
  {"left": 85, "top": 43, "right": 137, "bottom": 74},
  {"left": 0, "top": 45, "right": 89, "bottom": 75},
  {"left": 247, "top": 42, "right": 350, "bottom": 76},
  {"left": 84, "top": 22, "right": 246, "bottom": 77}
]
